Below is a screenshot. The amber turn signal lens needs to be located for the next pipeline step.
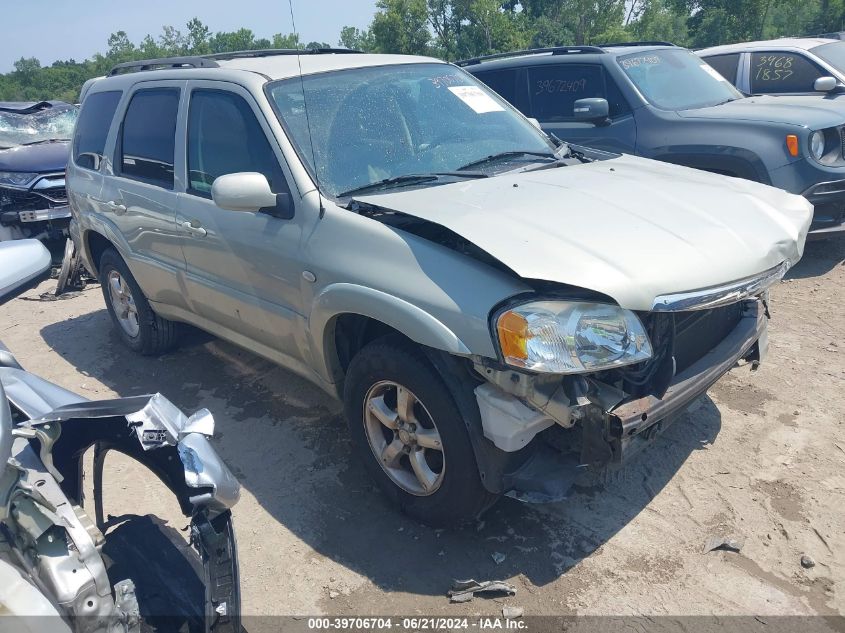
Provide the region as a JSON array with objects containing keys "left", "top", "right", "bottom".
[
  {"left": 497, "top": 311, "right": 529, "bottom": 361},
  {"left": 786, "top": 135, "right": 799, "bottom": 157}
]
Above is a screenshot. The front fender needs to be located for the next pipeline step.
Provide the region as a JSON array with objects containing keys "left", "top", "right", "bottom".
[
  {"left": 649, "top": 146, "right": 771, "bottom": 184},
  {"left": 310, "top": 282, "right": 473, "bottom": 381}
]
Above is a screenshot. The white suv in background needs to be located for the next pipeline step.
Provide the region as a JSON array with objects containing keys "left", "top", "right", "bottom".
[{"left": 698, "top": 37, "right": 845, "bottom": 95}]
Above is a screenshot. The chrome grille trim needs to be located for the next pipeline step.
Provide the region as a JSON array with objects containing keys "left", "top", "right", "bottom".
[{"left": 651, "top": 261, "right": 788, "bottom": 312}]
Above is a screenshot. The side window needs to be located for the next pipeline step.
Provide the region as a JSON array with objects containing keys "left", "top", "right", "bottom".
[
  {"left": 703, "top": 54, "right": 740, "bottom": 85},
  {"left": 187, "top": 89, "right": 286, "bottom": 198},
  {"left": 527, "top": 65, "right": 622, "bottom": 121},
  {"left": 73, "top": 91, "right": 122, "bottom": 170},
  {"left": 118, "top": 88, "right": 180, "bottom": 189},
  {"left": 474, "top": 69, "right": 520, "bottom": 108},
  {"left": 750, "top": 52, "right": 824, "bottom": 93},
  {"left": 604, "top": 73, "right": 632, "bottom": 118}
]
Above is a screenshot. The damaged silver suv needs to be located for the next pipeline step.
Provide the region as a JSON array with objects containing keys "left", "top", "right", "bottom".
[{"left": 68, "top": 50, "right": 812, "bottom": 526}]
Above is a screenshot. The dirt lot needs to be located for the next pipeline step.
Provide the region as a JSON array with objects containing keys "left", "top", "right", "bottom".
[{"left": 0, "top": 236, "right": 843, "bottom": 619}]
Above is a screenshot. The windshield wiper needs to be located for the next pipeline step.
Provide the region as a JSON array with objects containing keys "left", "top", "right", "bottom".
[
  {"left": 338, "top": 172, "right": 487, "bottom": 197},
  {"left": 21, "top": 138, "right": 66, "bottom": 146},
  {"left": 456, "top": 150, "right": 557, "bottom": 172}
]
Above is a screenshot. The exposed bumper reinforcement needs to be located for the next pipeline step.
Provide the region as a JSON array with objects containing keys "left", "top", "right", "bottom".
[{"left": 608, "top": 300, "right": 766, "bottom": 462}]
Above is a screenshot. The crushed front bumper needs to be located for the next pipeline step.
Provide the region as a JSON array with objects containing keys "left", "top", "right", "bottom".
[
  {"left": 605, "top": 299, "right": 766, "bottom": 463},
  {"left": 484, "top": 300, "right": 768, "bottom": 503}
]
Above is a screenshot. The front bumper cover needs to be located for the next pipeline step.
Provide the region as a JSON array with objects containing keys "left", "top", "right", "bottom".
[{"left": 802, "top": 179, "right": 845, "bottom": 237}]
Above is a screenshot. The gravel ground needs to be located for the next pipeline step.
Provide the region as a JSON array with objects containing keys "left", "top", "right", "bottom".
[{"left": 0, "top": 236, "right": 842, "bottom": 619}]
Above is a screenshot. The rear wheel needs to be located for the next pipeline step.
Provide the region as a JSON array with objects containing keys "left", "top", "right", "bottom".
[
  {"left": 343, "top": 336, "right": 498, "bottom": 526},
  {"left": 99, "top": 248, "right": 177, "bottom": 355}
]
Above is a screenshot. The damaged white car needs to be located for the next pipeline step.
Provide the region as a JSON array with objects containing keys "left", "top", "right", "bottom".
[
  {"left": 1, "top": 240, "right": 241, "bottom": 631},
  {"left": 67, "top": 51, "right": 812, "bottom": 526}
]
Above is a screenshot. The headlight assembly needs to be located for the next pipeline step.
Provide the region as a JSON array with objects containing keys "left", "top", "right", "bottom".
[
  {"left": 0, "top": 172, "right": 38, "bottom": 188},
  {"left": 810, "top": 131, "right": 825, "bottom": 161},
  {"left": 495, "top": 301, "right": 653, "bottom": 374}
]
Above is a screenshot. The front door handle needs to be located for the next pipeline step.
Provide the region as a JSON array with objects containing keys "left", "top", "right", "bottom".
[
  {"left": 181, "top": 220, "right": 207, "bottom": 237},
  {"left": 106, "top": 201, "right": 127, "bottom": 215}
]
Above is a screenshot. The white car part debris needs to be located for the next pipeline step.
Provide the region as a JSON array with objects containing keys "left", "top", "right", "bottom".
[
  {"left": 703, "top": 535, "right": 744, "bottom": 553},
  {"left": 126, "top": 393, "right": 215, "bottom": 448},
  {"left": 502, "top": 606, "right": 524, "bottom": 619},
  {"left": 448, "top": 579, "right": 516, "bottom": 603},
  {"left": 475, "top": 383, "right": 554, "bottom": 452}
]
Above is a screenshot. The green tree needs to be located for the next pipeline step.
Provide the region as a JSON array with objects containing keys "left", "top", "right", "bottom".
[
  {"left": 107, "top": 31, "right": 136, "bottom": 60},
  {"left": 208, "top": 28, "right": 258, "bottom": 53},
  {"left": 13, "top": 57, "right": 41, "bottom": 79},
  {"left": 628, "top": 0, "right": 689, "bottom": 45},
  {"left": 159, "top": 25, "right": 186, "bottom": 55},
  {"left": 338, "top": 26, "right": 374, "bottom": 50},
  {"left": 451, "top": 0, "right": 530, "bottom": 57},
  {"left": 673, "top": 0, "right": 785, "bottom": 46},
  {"left": 186, "top": 18, "right": 211, "bottom": 54},
  {"left": 273, "top": 32, "right": 302, "bottom": 49},
  {"left": 369, "top": 0, "right": 432, "bottom": 54}
]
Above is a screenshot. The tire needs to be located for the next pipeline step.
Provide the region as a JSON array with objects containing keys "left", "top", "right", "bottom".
[
  {"left": 99, "top": 248, "right": 177, "bottom": 355},
  {"left": 56, "top": 238, "right": 85, "bottom": 295},
  {"left": 343, "top": 336, "right": 499, "bottom": 526}
]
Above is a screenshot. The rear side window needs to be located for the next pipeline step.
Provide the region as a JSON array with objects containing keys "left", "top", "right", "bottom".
[
  {"left": 703, "top": 54, "right": 740, "bottom": 85},
  {"left": 73, "top": 91, "right": 122, "bottom": 170},
  {"left": 750, "top": 52, "right": 824, "bottom": 93},
  {"left": 527, "top": 65, "right": 628, "bottom": 121},
  {"left": 474, "top": 69, "right": 521, "bottom": 107},
  {"left": 119, "top": 88, "right": 180, "bottom": 188},
  {"left": 187, "top": 89, "right": 286, "bottom": 198}
]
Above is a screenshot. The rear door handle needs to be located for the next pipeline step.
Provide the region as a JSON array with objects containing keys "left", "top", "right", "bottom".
[
  {"left": 181, "top": 220, "right": 207, "bottom": 237},
  {"left": 106, "top": 201, "right": 127, "bottom": 215}
]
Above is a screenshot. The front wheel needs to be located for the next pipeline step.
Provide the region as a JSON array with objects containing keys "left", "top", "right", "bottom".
[{"left": 343, "top": 336, "right": 498, "bottom": 526}]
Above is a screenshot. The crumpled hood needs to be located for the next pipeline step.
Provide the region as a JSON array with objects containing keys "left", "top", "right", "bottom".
[
  {"left": 679, "top": 95, "right": 845, "bottom": 129},
  {"left": 356, "top": 154, "right": 812, "bottom": 311},
  {"left": 0, "top": 141, "right": 69, "bottom": 173}
]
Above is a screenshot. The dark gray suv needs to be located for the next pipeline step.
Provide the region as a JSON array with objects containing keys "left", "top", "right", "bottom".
[{"left": 462, "top": 42, "right": 845, "bottom": 237}]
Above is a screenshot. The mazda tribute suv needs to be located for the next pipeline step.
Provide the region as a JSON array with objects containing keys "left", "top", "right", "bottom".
[{"left": 67, "top": 50, "right": 811, "bottom": 525}]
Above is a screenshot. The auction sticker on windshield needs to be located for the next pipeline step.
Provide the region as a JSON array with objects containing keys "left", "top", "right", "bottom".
[{"left": 448, "top": 86, "right": 505, "bottom": 114}]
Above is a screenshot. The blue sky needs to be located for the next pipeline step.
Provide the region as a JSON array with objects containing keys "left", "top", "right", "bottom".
[{"left": 1, "top": 0, "right": 378, "bottom": 72}]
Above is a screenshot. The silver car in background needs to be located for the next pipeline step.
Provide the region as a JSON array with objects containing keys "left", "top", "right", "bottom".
[{"left": 68, "top": 50, "right": 811, "bottom": 526}]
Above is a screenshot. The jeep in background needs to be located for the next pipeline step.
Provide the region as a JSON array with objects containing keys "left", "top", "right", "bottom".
[
  {"left": 462, "top": 43, "right": 845, "bottom": 237},
  {"left": 0, "top": 101, "right": 77, "bottom": 244},
  {"left": 68, "top": 50, "right": 810, "bottom": 526}
]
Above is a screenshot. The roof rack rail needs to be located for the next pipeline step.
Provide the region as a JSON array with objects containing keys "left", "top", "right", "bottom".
[
  {"left": 599, "top": 41, "right": 677, "bottom": 48},
  {"left": 106, "top": 48, "right": 362, "bottom": 76},
  {"left": 108, "top": 56, "right": 220, "bottom": 76},
  {"left": 805, "top": 31, "right": 845, "bottom": 40},
  {"left": 456, "top": 46, "right": 605, "bottom": 66},
  {"left": 206, "top": 47, "right": 361, "bottom": 60}
]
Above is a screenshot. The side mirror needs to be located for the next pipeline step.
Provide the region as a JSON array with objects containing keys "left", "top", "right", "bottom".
[
  {"left": 574, "top": 98, "right": 610, "bottom": 123},
  {"left": 526, "top": 117, "right": 543, "bottom": 130},
  {"left": 814, "top": 76, "right": 838, "bottom": 92},
  {"left": 0, "top": 239, "right": 52, "bottom": 306},
  {"left": 211, "top": 172, "right": 294, "bottom": 219}
]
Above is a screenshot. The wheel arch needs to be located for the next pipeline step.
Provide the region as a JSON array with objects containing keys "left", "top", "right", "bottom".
[
  {"left": 651, "top": 148, "right": 771, "bottom": 184},
  {"left": 310, "top": 283, "right": 473, "bottom": 386}
]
